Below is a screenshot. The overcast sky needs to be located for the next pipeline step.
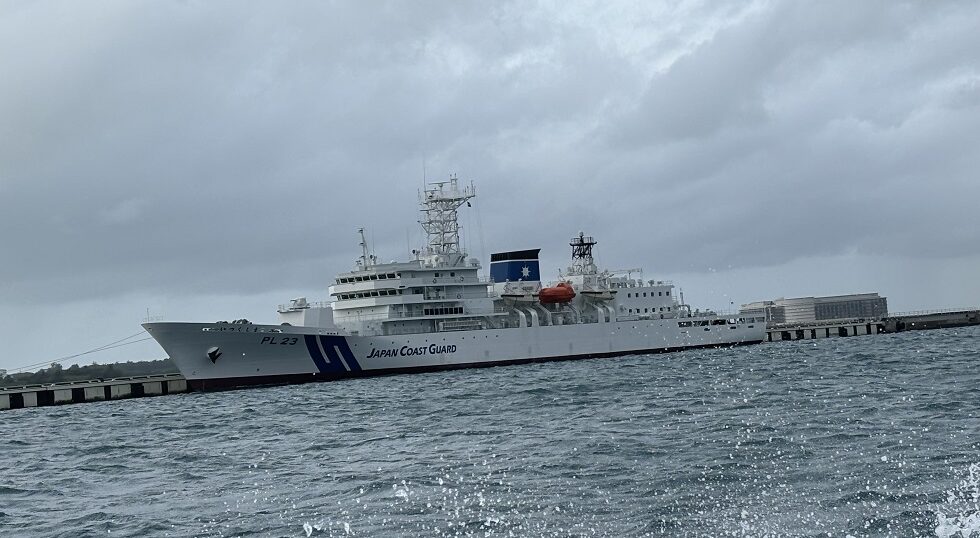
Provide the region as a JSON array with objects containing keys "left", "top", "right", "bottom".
[{"left": 2, "top": 1, "right": 979, "bottom": 371}]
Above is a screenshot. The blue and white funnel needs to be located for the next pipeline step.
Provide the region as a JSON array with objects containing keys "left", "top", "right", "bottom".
[{"left": 490, "top": 249, "right": 541, "bottom": 282}]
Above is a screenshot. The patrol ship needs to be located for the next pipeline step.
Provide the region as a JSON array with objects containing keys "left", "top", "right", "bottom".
[{"left": 144, "top": 177, "right": 765, "bottom": 391}]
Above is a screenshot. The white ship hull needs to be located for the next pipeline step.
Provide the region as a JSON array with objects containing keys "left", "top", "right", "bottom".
[
  {"left": 143, "top": 178, "right": 765, "bottom": 391},
  {"left": 144, "top": 318, "right": 765, "bottom": 391}
]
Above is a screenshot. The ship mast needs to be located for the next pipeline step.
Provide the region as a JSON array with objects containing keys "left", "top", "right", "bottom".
[
  {"left": 419, "top": 175, "right": 475, "bottom": 265},
  {"left": 356, "top": 227, "right": 377, "bottom": 269},
  {"left": 567, "top": 232, "right": 598, "bottom": 275}
]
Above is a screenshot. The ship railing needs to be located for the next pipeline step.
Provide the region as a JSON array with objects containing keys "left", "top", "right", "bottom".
[
  {"left": 885, "top": 307, "right": 979, "bottom": 318},
  {"left": 767, "top": 317, "right": 881, "bottom": 329},
  {"left": 427, "top": 276, "right": 494, "bottom": 284},
  {"left": 277, "top": 301, "right": 331, "bottom": 312},
  {"left": 682, "top": 310, "right": 767, "bottom": 323},
  {"left": 339, "top": 310, "right": 494, "bottom": 322},
  {"left": 612, "top": 279, "right": 674, "bottom": 286},
  {"left": 439, "top": 319, "right": 484, "bottom": 332}
]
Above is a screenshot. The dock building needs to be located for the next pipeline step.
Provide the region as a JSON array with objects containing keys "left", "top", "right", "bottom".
[{"left": 741, "top": 293, "right": 888, "bottom": 324}]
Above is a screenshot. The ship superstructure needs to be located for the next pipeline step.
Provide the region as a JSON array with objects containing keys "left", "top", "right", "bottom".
[
  {"left": 327, "top": 179, "right": 499, "bottom": 337},
  {"left": 144, "top": 176, "right": 765, "bottom": 391}
]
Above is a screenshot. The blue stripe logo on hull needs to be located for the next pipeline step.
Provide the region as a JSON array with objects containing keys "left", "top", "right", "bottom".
[
  {"left": 305, "top": 335, "right": 360, "bottom": 374},
  {"left": 333, "top": 341, "right": 362, "bottom": 371},
  {"left": 304, "top": 335, "right": 331, "bottom": 372}
]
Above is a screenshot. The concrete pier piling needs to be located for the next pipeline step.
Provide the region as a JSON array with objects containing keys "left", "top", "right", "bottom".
[
  {"left": 763, "top": 308, "right": 979, "bottom": 342},
  {"left": 766, "top": 319, "right": 884, "bottom": 342},
  {"left": 0, "top": 374, "right": 188, "bottom": 412}
]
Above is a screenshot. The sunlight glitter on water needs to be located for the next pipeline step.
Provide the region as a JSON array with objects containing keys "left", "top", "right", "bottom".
[{"left": 1, "top": 327, "right": 978, "bottom": 537}]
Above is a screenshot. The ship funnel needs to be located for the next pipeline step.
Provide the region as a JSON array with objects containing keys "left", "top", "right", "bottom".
[{"left": 490, "top": 249, "right": 541, "bottom": 282}]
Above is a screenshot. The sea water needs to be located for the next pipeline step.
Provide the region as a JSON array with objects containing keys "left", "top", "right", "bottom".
[{"left": 1, "top": 326, "right": 978, "bottom": 537}]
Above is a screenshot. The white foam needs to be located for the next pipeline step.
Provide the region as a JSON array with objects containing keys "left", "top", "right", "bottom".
[{"left": 935, "top": 463, "right": 980, "bottom": 537}]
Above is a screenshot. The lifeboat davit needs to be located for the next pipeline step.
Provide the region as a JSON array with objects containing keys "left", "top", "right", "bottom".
[{"left": 539, "top": 282, "right": 576, "bottom": 304}]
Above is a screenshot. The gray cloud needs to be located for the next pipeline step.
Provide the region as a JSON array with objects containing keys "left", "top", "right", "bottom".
[{"left": 1, "top": 0, "right": 978, "bottom": 329}]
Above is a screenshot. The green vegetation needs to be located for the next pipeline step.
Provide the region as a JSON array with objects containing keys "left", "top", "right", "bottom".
[{"left": 0, "top": 359, "right": 178, "bottom": 388}]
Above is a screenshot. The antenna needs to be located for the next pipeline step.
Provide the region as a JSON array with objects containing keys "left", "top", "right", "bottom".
[
  {"left": 357, "top": 228, "right": 371, "bottom": 268},
  {"left": 472, "top": 195, "right": 487, "bottom": 274}
]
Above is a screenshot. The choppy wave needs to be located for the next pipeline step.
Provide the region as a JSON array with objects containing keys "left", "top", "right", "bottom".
[
  {"left": 0, "top": 326, "right": 978, "bottom": 537},
  {"left": 935, "top": 463, "right": 980, "bottom": 538}
]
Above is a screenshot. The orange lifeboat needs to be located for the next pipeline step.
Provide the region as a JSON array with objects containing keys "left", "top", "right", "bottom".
[{"left": 539, "top": 282, "right": 576, "bottom": 304}]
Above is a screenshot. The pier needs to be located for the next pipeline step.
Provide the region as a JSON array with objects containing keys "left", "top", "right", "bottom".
[
  {"left": 0, "top": 374, "right": 187, "bottom": 411},
  {"left": 3, "top": 309, "right": 978, "bottom": 412},
  {"left": 881, "top": 309, "right": 980, "bottom": 333},
  {"left": 763, "top": 308, "right": 980, "bottom": 342},
  {"left": 766, "top": 318, "right": 884, "bottom": 342}
]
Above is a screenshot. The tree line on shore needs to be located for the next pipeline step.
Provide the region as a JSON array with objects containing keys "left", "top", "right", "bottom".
[{"left": 1, "top": 359, "right": 178, "bottom": 387}]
